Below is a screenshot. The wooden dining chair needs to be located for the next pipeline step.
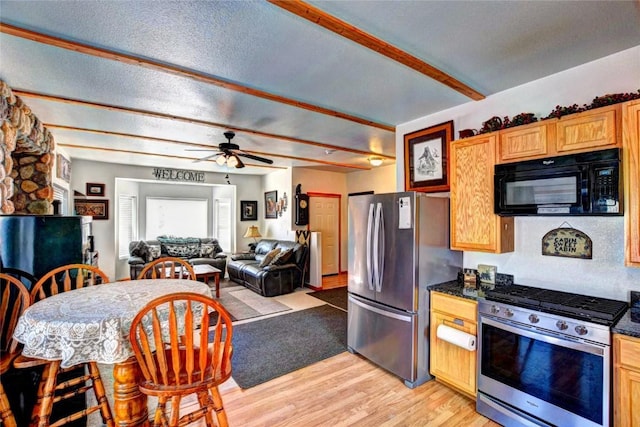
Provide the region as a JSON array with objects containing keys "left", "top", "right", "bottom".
[
  {"left": 0, "top": 273, "right": 31, "bottom": 427},
  {"left": 137, "top": 257, "right": 197, "bottom": 281},
  {"left": 129, "top": 292, "right": 233, "bottom": 427},
  {"left": 29, "top": 263, "right": 109, "bottom": 303},
  {"left": 14, "top": 264, "right": 114, "bottom": 427},
  {"left": 1, "top": 267, "right": 38, "bottom": 290}
]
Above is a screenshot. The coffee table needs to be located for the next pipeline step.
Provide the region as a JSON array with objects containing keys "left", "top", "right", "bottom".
[{"left": 192, "top": 264, "right": 222, "bottom": 297}]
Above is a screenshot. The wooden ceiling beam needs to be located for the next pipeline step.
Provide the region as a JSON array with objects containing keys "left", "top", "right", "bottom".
[
  {"left": 58, "top": 143, "right": 285, "bottom": 170},
  {"left": 15, "top": 89, "right": 394, "bottom": 160},
  {"left": 0, "top": 22, "right": 394, "bottom": 132},
  {"left": 50, "top": 125, "right": 373, "bottom": 170},
  {"left": 269, "top": 0, "right": 485, "bottom": 101}
]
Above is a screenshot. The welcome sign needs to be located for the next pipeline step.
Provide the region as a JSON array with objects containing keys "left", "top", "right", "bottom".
[
  {"left": 542, "top": 227, "right": 592, "bottom": 259},
  {"left": 152, "top": 168, "right": 205, "bottom": 183}
]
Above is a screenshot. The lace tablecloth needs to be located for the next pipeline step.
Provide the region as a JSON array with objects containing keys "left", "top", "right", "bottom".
[{"left": 13, "top": 279, "right": 211, "bottom": 368}]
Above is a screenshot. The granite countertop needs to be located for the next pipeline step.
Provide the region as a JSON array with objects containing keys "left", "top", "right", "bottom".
[
  {"left": 429, "top": 279, "right": 640, "bottom": 339},
  {"left": 612, "top": 310, "right": 640, "bottom": 339},
  {"left": 427, "top": 280, "right": 486, "bottom": 301}
]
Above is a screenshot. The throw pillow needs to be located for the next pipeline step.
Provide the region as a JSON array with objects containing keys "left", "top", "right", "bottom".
[
  {"left": 130, "top": 240, "right": 146, "bottom": 257},
  {"left": 270, "top": 248, "right": 293, "bottom": 266},
  {"left": 147, "top": 244, "right": 161, "bottom": 262},
  {"left": 200, "top": 243, "right": 215, "bottom": 257},
  {"left": 259, "top": 248, "right": 281, "bottom": 268},
  {"left": 164, "top": 243, "right": 200, "bottom": 257}
]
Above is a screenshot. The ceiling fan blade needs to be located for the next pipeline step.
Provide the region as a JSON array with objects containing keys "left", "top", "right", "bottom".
[
  {"left": 185, "top": 148, "right": 222, "bottom": 152},
  {"left": 236, "top": 152, "right": 274, "bottom": 164},
  {"left": 193, "top": 153, "right": 220, "bottom": 163},
  {"left": 235, "top": 156, "right": 245, "bottom": 169}
]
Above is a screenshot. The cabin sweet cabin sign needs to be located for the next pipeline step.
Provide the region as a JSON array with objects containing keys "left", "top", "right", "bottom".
[{"left": 542, "top": 226, "right": 592, "bottom": 259}]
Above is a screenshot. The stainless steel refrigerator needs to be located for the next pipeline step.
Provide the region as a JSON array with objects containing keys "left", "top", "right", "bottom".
[{"left": 347, "top": 192, "right": 462, "bottom": 388}]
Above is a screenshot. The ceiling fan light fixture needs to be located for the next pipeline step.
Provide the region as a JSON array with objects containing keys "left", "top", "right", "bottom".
[
  {"left": 227, "top": 155, "right": 239, "bottom": 168},
  {"left": 369, "top": 156, "right": 383, "bottom": 167},
  {"left": 215, "top": 155, "right": 227, "bottom": 166}
]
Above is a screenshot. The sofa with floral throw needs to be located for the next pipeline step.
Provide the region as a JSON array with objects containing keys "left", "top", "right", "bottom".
[{"left": 127, "top": 236, "right": 227, "bottom": 279}]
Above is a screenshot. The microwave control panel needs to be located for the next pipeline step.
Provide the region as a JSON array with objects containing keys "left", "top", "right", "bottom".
[{"left": 593, "top": 166, "right": 620, "bottom": 212}]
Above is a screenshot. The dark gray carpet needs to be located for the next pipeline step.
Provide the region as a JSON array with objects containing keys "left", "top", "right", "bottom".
[
  {"left": 307, "top": 287, "right": 348, "bottom": 310},
  {"left": 228, "top": 304, "right": 347, "bottom": 389}
]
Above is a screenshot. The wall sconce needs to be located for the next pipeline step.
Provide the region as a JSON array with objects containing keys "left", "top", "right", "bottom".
[
  {"left": 275, "top": 192, "right": 288, "bottom": 217},
  {"left": 369, "top": 156, "right": 383, "bottom": 167}
]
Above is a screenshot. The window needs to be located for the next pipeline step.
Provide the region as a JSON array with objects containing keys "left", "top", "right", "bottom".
[
  {"left": 53, "top": 185, "right": 69, "bottom": 215},
  {"left": 215, "top": 198, "right": 231, "bottom": 252},
  {"left": 118, "top": 195, "right": 138, "bottom": 258},
  {"left": 146, "top": 197, "right": 208, "bottom": 240}
]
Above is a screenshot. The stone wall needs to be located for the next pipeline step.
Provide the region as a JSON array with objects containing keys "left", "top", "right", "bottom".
[{"left": 0, "top": 80, "right": 55, "bottom": 214}]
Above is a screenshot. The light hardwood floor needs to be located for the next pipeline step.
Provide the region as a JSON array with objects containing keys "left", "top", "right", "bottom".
[
  {"left": 321, "top": 272, "right": 348, "bottom": 289},
  {"left": 221, "top": 276, "right": 498, "bottom": 426},
  {"left": 221, "top": 351, "right": 498, "bottom": 426}
]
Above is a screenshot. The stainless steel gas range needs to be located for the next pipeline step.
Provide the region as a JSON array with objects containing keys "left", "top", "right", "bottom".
[{"left": 476, "top": 285, "right": 628, "bottom": 427}]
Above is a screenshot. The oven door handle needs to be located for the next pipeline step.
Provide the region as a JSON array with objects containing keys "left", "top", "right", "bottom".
[{"left": 480, "top": 316, "right": 607, "bottom": 356}]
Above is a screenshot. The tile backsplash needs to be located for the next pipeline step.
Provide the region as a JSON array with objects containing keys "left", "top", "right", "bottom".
[{"left": 463, "top": 216, "right": 640, "bottom": 301}]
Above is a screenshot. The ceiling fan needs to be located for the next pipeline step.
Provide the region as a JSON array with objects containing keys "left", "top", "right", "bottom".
[{"left": 188, "top": 131, "right": 274, "bottom": 168}]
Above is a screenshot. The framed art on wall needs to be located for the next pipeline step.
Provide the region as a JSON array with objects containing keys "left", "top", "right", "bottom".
[
  {"left": 241, "top": 200, "right": 258, "bottom": 221},
  {"left": 56, "top": 154, "right": 71, "bottom": 183},
  {"left": 404, "top": 120, "right": 454, "bottom": 193},
  {"left": 265, "top": 191, "right": 277, "bottom": 219},
  {"left": 74, "top": 199, "right": 109, "bottom": 220},
  {"left": 86, "top": 183, "right": 105, "bottom": 197}
]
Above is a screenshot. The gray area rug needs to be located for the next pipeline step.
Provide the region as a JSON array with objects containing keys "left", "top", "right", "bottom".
[
  {"left": 216, "top": 284, "right": 291, "bottom": 321},
  {"left": 226, "top": 304, "right": 347, "bottom": 389},
  {"left": 307, "top": 287, "right": 348, "bottom": 310}
]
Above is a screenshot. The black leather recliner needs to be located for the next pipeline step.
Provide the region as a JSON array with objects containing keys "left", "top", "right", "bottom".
[{"left": 227, "top": 239, "right": 308, "bottom": 297}]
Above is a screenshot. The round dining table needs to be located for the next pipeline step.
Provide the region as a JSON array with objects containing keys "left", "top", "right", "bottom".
[{"left": 13, "top": 278, "right": 212, "bottom": 427}]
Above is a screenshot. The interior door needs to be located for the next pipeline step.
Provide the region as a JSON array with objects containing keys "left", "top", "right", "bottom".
[{"left": 310, "top": 196, "right": 339, "bottom": 275}]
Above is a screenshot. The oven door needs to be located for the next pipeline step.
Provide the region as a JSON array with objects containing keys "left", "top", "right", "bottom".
[{"left": 477, "top": 316, "right": 610, "bottom": 427}]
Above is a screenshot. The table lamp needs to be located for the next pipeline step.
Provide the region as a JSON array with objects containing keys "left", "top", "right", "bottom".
[{"left": 243, "top": 225, "right": 262, "bottom": 251}]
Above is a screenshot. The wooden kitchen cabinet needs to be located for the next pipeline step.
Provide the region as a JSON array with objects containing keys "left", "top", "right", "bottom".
[
  {"left": 614, "top": 333, "right": 640, "bottom": 426},
  {"left": 497, "top": 120, "right": 556, "bottom": 163},
  {"left": 430, "top": 292, "right": 478, "bottom": 397},
  {"left": 556, "top": 103, "right": 621, "bottom": 154},
  {"left": 450, "top": 133, "right": 514, "bottom": 253},
  {"left": 623, "top": 100, "right": 640, "bottom": 267}
]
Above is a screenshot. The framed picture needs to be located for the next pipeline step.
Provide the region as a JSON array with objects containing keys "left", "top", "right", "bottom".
[
  {"left": 241, "top": 200, "right": 258, "bottom": 221},
  {"left": 86, "top": 182, "right": 105, "bottom": 197},
  {"left": 56, "top": 154, "right": 71, "bottom": 183},
  {"left": 74, "top": 199, "right": 109, "bottom": 220},
  {"left": 264, "top": 190, "right": 278, "bottom": 219},
  {"left": 404, "top": 120, "right": 454, "bottom": 193},
  {"left": 478, "top": 264, "right": 497, "bottom": 285}
]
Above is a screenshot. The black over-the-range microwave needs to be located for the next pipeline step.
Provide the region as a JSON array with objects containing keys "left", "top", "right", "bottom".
[{"left": 494, "top": 148, "right": 622, "bottom": 216}]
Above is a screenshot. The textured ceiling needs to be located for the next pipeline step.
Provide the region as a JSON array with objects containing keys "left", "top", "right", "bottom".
[{"left": 1, "top": 0, "right": 638, "bottom": 175}]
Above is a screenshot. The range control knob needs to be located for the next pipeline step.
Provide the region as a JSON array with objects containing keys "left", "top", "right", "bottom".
[
  {"left": 575, "top": 325, "right": 588, "bottom": 336},
  {"left": 556, "top": 320, "right": 568, "bottom": 331},
  {"left": 504, "top": 308, "right": 514, "bottom": 318},
  {"left": 528, "top": 314, "right": 539, "bottom": 324},
  {"left": 490, "top": 305, "right": 500, "bottom": 315}
]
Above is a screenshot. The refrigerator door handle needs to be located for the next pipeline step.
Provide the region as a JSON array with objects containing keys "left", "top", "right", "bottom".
[
  {"left": 372, "top": 202, "right": 382, "bottom": 292},
  {"left": 366, "top": 203, "right": 375, "bottom": 291},
  {"left": 375, "top": 202, "right": 384, "bottom": 292},
  {"left": 348, "top": 295, "right": 412, "bottom": 322}
]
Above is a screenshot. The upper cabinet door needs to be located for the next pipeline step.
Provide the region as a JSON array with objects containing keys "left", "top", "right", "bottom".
[
  {"left": 497, "top": 121, "right": 556, "bottom": 163},
  {"left": 623, "top": 100, "right": 640, "bottom": 267},
  {"left": 450, "top": 134, "right": 514, "bottom": 253},
  {"left": 556, "top": 104, "right": 621, "bottom": 154}
]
